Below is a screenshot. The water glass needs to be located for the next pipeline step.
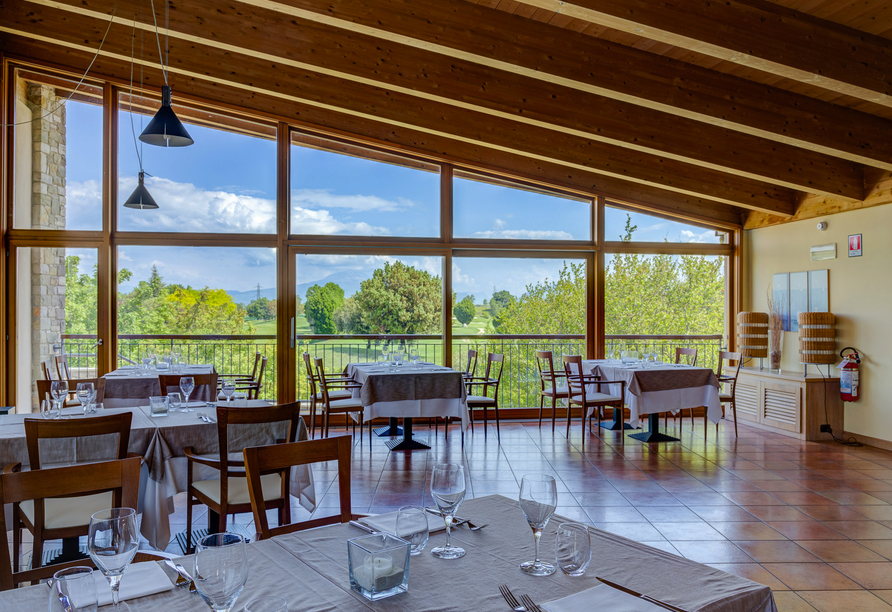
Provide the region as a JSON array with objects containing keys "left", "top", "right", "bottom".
[
  {"left": 167, "top": 392, "right": 183, "bottom": 412},
  {"left": 555, "top": 522, "right": 591, "bottom": 576},
  {"left": 519, "top": 473, "right": 558, "bottom": 576},
  {"left": 88, "top": 508, "right": 139, "bottom": 612},
  {"left": 194, "top": 533, "right": 249, "bottom": 612},
  {"left": 41, "top": 398, "right": 59, "bottom": 419},
  {"left": 149, "top": 396, "right": 169, "bottom": 417},
  {"left": 245, "top": 597, "right": 288, "bottom": 612},
  {"left": 409, "top": 345, "right": 420, "bottom": 368},
  {"left": 76, "top": 382, "right": 96, "bottom": 414},
  {"left": 221, "top": 381, "right": 236, "bottom": 405},
  {"left": 49, "top": 566, "right": 98, "bottom": 612},
  {"left": 393, "top": 350, "right": 404, "bottom": 367},
  {"left": 430, "top": 463, "right": 466, "bottom": 559},
  {"left": 50, "top": 380, "right": 68, "bottom": 405},
  {"left": 395, "top": 506, "right": 429, "bottom": 555}
]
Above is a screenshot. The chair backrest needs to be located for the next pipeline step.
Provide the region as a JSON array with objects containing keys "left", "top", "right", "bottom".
[
  {"left": 464, "top": 349, "right": 478, "bottom": 377},
  {"left": 562, "top": 354, "right": 585, "bottom": 394},
  {"left": 303, "top": 352, "right": 318, "bottom": 397},
  {"left": 0, "top": 456, "right": 141, "bottom": 590},
  {"left": 717, "top": 351, "right": 743, "bottom": 394},
  {"left": 245, "top": 435, "right": 352, "bottom": 539},
  {"left": 535, "top": 350, "right": 557, "bottom": 390},
  {"left": 159, "top": 373, "right": 219, "bottom": 401},
  {"left": 53, "top": 355, "right": 71, "bottom": 382},
  {"left": 214, "top": 402, "right": 303, "bottom": 481},
  {"left": 249, "top": 351, "right": 262, "bottom": 381},
  {"left": 24, "top": 411, "right": 132, "bottom": 470},
  {"left": 314, "top": 358, "right": 334, "bottom": 405},
  {"left": 40, "top": 359, "right": 55, "bottom": 381},
  {"left": 481, "top": 353, "right": 505, "bottom": 396},
  {"left": 253, "top": 357, "right": 268, "bottom": 398},
  {"left": 675, "top": 347, "right": 698, "bottom": 366},
  {"left": 36, "top": 378, "right": 106, "bottom": 407}
]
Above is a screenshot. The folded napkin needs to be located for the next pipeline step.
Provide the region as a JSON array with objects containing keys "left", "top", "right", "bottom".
[
  {"left": 360, "top": 511, "right": 446, "bottom": 535},
  {"left": 95, "top": 561, "right": 175, "bottom": 606},
  {"left": 542, "top": 585, "right": 666, "bottom": 612}
]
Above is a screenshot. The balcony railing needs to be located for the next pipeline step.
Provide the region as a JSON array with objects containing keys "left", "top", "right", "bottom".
[{"left": 61, "top": 333, "right": 724, "bottom": 408}]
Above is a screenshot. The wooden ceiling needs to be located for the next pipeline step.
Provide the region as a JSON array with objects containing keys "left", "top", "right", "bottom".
[{"left": 3, "top": 0, "right": 892, "bottom": 229}]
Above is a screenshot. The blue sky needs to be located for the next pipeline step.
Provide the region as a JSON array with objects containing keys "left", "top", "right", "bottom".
[{"left": 61, "top": 99, "right": 721, "bottom": 296}]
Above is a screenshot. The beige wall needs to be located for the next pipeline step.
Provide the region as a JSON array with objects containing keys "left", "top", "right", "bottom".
[{"left": 744, "top": 205, "right": 892, "bottom": 443}]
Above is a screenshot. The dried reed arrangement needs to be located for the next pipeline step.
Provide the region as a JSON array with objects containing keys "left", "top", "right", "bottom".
[{"left": 766, "top": 286, "right": 785, "bottom": 369}]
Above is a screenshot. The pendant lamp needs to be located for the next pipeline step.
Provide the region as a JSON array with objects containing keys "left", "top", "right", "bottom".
[
  {"left": 138, "top": 85, "right": 193, "bottom": 147},
  {"left": 123, "top": 171, "right": 159, "bottom": 209}
]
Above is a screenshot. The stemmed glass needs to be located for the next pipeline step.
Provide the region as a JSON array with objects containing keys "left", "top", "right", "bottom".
[
  {"left": 88, "top": 508, "right": 139, "bottom": 611},
  {"left": 409, "top": 344, "right": 420, "bottom": 369},
  {"left": 430, "top": 463, "right": 466, "bottom": 559},
  {"left": 180, "top": 376, "right": 195, "bottom": 413},
  {"left": 380, "top": 345, "right": 390, "bottom": 366},
  {"left": 194, "top": 533, "right": 249, "bottom": 612},
  {"left": 518, "top": 473, "right": 558, "bottom": 576},
  {"left": 50, "top": 380, "right": 68, "bottom": 415},
  {"left": 171, "top": 351, "right": 181, "bottom": 372},
  {"left": 221, "top": 381, "right": 236, "bottom": 405},
  {"left": 76, "top": 382, "right": 96, "bottom": 415}
]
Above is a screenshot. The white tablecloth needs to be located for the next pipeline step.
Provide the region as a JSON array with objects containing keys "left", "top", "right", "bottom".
[
  {"left": 346, "top": 362, "right": 470, "bottom": 430},
  {"left": 582, "top": 360, "right": 722, "bottom": 427}
]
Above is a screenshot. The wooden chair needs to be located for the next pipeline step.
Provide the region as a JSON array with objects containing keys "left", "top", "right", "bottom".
[
  {"left": 709, "top": 351, "right": 743, "bottom": 438},
  {"left": 314, "top": 359, "right": 368, "bottom": 441},
  {"left": 245, "top": 435, "right": 356, "bottom": 539},
  {"left": 183, "top": 402, "right": 303, "bottom": 553},
  {"left": 0, "top": 456, "right": 141, "bottom": 590},
  {"left": 235, "top": 356, "right": 267, "bottom": 400},
  {"left": 36, "top": 378, "right": 106, "bottom": 409},
  {"left": 40, "top": 359, "right": 55, "bottom": 381},
  {"left": 668, "top": 347, "right": 700, "bottom": 428},
  {"left": 563, "top": 355, "right": 625, "bottom": 441},
  {"left": 462, "top": 349, "right": 478, "bottom": 380},
  {"left": 218, "top": 352, "right": 262, "bottom": 384},
  {"left": 159, "top": 372, "right": 219, "bottom": 403},
  {"left": 466, "top": 353, "right": 505, "bottom": 440},
  {"left": 53, "top": 355, "right": 71, "bottom": 382},
  {"left": 536, "top": 350, "right": 569, "bottom": 432},
  {"left": 8, "top": 412, "right": 133, "bottom": 573},
  {"left": 303, "top": 352, "right": 352, "bottom": 438}
]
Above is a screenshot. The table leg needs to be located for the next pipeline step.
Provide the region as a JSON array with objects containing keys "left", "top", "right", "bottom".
[
  {"left": 600, "top": 406, "right": 634, "bottom": 430},
  {"left": 628, "top": 414, "right": 681, "bottom": 443},
  {"left": 374, "top": 417, "right": 404, "bottom": 437},
  {"left": 45, "top": 537, "right": 89, "bottom": 566},
  {"left": 385, "top": 418, "right": 431, "bottom": 451}
]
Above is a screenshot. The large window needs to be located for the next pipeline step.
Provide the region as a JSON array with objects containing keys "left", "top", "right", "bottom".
[
  {"left": 606, "top": 205, "right": 727, "bottom": 243},
  {"left": 453, "top": 172, "right": 591, "bottom": 241},
  {"left": 290, "top": 133, "right": 440, "bottom": 237},
  {"left": 118, "top": 94, "right": 277, "bottom": 233}
]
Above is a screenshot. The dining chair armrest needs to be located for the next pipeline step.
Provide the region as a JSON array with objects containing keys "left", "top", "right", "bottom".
[
  {"left": 183, "top": 447, "right": 222, "bottom": 469},
  {"left": 125, "top": 452, "right": 146, "bottom": 465},
  {"left": 3, "top": 462, "right": 21, "bottom": 475},
  {"left": 717, "top": 375, "right": 737, "bottom": 383}
]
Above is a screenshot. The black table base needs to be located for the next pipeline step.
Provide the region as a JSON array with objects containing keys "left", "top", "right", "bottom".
[
  {"left": 384, "top": 418, "right": 431, "bottom": 451},
  {"left": 600, "top": 407, "right": 634, "bottom": 430},
  {"left": 374, "top": 418, "right": 403, "bottom": 437},
  {"left": 628, "top": 414, "right": 680, "bottom": 443}
]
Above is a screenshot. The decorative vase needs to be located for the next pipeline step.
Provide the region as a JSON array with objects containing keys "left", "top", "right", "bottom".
[{"left": 769, "top": 329, "right": 784, "bottom": 370}]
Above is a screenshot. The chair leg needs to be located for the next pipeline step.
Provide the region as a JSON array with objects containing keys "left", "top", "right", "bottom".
[
  {"left": 309, "top": 398, "right": 317, "bottom": 438},
  {"left": 493, "top": 405, "right": 500, "bottom": 441},
  {"left": 732, "top": 400, "right": 738, "bottom": 438},
  {"left": 482, "top": 405, "right": 488, "bottom": 438},
  {"left": 12, "top": 511, "right": 21, "bottom": 572},
  {"left": 551, "top": 396, "right": 558, "bottom": 433},
  {"left": 445, "top": 417, "right": 449, "bottom": 440},
  {"left": 323, "top": 410, "right": 330, "bottom": 438},
  {"left": 566, "top": 403, "right": 573, "bottom": 437},
  {"left": 31, "top": 533, "right": 44, "bottom": 571},
  {"left": 538, "top": 395, "right": 544, "bottom": 428},
  {"left": 186, "top": 489, "right": 194, "bottom": 553},
  {"left": 218, "top": 505, "right": 227, "bottom": 534}
]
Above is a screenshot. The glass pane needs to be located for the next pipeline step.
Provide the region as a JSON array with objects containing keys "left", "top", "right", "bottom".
[
  {"left": 453, "top": 173, "right": 591, "bottom": 240},
  {"left": 604, "top": 252, "right": 727, "bottom": 369},
  {"left": 116, "top": 246, "right": 277, "bottom": 400},
  {"left": 13, "top": 71, "right": 103, "bottom": 230},
  {"left": 295, "top": 254, "right": 444, "bottom": 400},
  {"left": 606, "top": 205, "right": 728, "bottom": 243},
  {"left": 118, "top": 93, "right": 276, "bottom": 233},
  {"left": 290, "top": 133, "right": 440, "bottom": 236},
  {"left": 452, "top": 256, "right": 587, "bottom": 408},
  {"left": 15, "top": 247, "right": 98, "bottom": 413}
]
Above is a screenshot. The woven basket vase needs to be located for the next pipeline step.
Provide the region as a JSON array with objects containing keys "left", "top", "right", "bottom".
[{"left": 798, "top": 312, "right": 836, "bottom": 365}]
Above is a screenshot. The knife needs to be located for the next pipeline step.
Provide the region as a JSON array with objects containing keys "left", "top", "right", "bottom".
[
  {"left": 349, "top": 520, "right": 378, "bottom": 534},
  {"left": 595, "top": 577, "right": 689, "bottom": 612}
]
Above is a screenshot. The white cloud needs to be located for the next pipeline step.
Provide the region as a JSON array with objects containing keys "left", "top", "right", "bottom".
[
  {"left": 291, "top": 188, "right": 413, "bottom": 212},
  {"left": 680, "top": 229, "right": 716, "bottom": 243},
  {"left": 471, "top": 229, "right": 575, "bottom": 240},
  {"left": 494, "top": 218, "right": 506, "bottom": 229},
  {"left": 452, "top": 262, "right": 475, "bottom": 288}
]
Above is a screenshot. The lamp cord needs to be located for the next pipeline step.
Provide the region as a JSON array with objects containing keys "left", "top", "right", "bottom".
[
  {"left": 149, "top": 0, "right": 169, "bottom": 86},
  {"left": 128, "top": 15, "right": 144, "bottom": 173},
  {"left": 1, "top": 3, "right": 117, "bottom": 127}
]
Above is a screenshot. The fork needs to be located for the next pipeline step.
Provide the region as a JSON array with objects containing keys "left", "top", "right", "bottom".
[
  {"left": 499, "top": 584, "right": 525, "bottom": 612},
  {"left": 520, "top": 594, "right": 545, "bottom": 612}
]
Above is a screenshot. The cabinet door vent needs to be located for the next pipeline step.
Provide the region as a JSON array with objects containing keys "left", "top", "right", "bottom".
[
  {"left": 763, "top": 387, "right": 798, "bottom": 426},
  {"left": 736, "top": 384, "right": 759, "bottom": 418}
]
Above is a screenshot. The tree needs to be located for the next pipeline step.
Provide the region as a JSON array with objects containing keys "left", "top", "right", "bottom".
[
  {"left": 453, "top": 295, "right": 476, "bottom": 326},
  {"left": 295, "top": 295, "right": 305, "bottom": 316},
  {"left": 489, "top": 289, "right": 515, "bottom": 324},
  {"left": 353, "top": 261, "right": 441, "bottom": 334},
  {"left": 333, "top": 297, "right": 369, "bottom": 333},
  {"left": 305, "top": 282, "right": 344, "bottom": 334},
  {"left": 246, "top": 297, "right": 272, "bottom": 320},
  {"left": 65, "top": 256, "right": 131, "bottom": 334},
  {"left": 494, "top": 264, "right": 585, "bottom": 335},
  {"left": 266, "top": 299, "right": 277, "bottom": 319}
]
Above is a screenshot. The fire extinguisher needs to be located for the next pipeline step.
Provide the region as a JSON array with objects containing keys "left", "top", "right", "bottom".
[{"left": 838, "top": 347, "right": 861, "bottom": 402}]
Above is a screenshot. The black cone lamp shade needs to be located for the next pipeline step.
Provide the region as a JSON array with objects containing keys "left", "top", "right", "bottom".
[
  {"left": 123, "top": 172, "right": 159, "bottom": 209},
  {"left": 138, "top": 86, "right": 194, "bottom": 147}
]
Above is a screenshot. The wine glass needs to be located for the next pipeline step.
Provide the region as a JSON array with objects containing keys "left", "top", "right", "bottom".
[
  {"left": 518, "top": 473, "right": 558, "bottom": 576},
  {"left": 430, "top": 463, "right": 466, "bottom": 559},
  {"left": 409, "top": 344, "right": 420, "bottom": 369},
  {"left": 180, "top": 376, "right": 195, "bottom": 413},
  {"left": 50, "top": 380, "right": 68, "bottom": 415},
  {"left": 380, "top": 345, "right": 390, "bottom": 366},
  {"left": 194, "top": 533, "right": 249, "bottom": 612},
  {"left": 221, "top": 381, "right": 236, "bottom": 405},
  {"left": 171, "top": 351, "right": 181, "bottom": 372},
  {"left": 76, "top": 382, "right": 95, "bottom": 415},
  {"left": 88, "top": 508, "right": 139, "bottom": 611}
]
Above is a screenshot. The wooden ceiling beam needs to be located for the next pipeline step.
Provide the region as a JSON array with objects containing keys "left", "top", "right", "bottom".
[
  {"left": 508, "top": 0, "right": 892, "bottom": 108},
  {"left": 0, "top": 10, "right": 796, "bottom": 215},
  {"left": 2, "top": 38, "right": 745, "bottom": 228},
  {"left": 22, "top": 0, "right": 865, "bottom": 202},
  {"left": 219, "top": 0, "right": 892, "bottom": 171}
]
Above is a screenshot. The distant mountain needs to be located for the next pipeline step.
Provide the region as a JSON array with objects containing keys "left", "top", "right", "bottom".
[{"left": 227, "top": 287, "right": 277, "bottom": 305}]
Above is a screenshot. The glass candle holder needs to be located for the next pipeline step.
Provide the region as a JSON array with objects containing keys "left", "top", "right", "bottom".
[
  {"left": 347, "top": 533, "right": 410, "bottom": 601},
  {"left": 149, "top": 395, "right": 169, "bottom": 417}
]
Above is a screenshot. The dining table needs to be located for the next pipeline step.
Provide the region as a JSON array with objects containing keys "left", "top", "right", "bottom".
[
  {"left": 0, "top": 495, "right": 776, "bottom": 612},
  {"left": 0, "top": 400, "right": 316, "bottom": 551},
  {"left": 101, "top": 364, "right": 216, "bottom": 408},
  {"left": 344, "top": 362, "right": 468, "bottom": 451},
  {"left": 582, "top": 359, "right": 722, "bottom": 443}
]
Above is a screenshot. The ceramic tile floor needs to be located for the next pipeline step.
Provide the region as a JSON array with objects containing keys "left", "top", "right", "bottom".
[{"left": 13, "top": 418, "right": 892, "bottom": 611}]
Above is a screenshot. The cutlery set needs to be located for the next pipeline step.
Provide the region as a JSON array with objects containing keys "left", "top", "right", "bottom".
[{"left": 498, "top": 579, "right": 688, "bottom": 612}]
